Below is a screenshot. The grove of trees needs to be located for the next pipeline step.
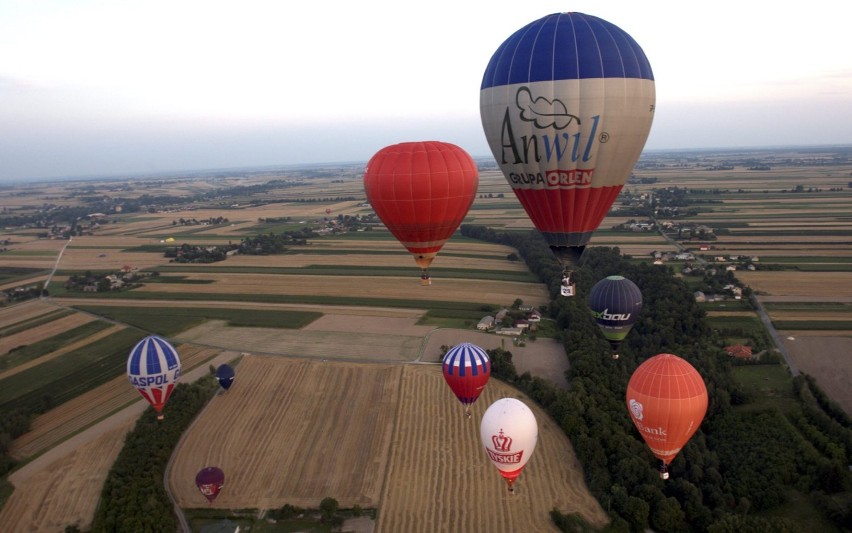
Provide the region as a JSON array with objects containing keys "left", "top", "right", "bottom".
[{"left": 461, "top": 224, "right": 852, "bottom": 532}]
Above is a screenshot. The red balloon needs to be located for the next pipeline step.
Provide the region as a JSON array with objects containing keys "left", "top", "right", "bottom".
[
  {"left": 363, "top": 141, "right": 478, "bottom": 280},
  {"left": 626, "top": 353, "right": 708, "bottom": 479}
]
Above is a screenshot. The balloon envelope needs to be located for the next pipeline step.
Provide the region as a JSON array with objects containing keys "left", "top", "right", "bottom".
[
  {"left": 588, "top": 275, "right": 643, "bottom": 356},
  {"left": 126, "top": 335, "right": 181, "bottom": 419},
  {"left": 626, "top": 353, "right": 708, "bottom": 466},
  {"left": 480, "top": 398, "right": 538, "bottom": 491},
  {"left": 216, "top": 364, "right": 235, "bottom": 390},
  {"left": 480, "top": 12, "right": 655, "bottom": 268},
  {"left": 442, "top": 343, "right": 491, "bottom": 408},
  {"left": 363, "top": 141, "right": 478, "bottom": 271},
  {"left": 195, "top": 466, "right": 225, "bottom": 503}
]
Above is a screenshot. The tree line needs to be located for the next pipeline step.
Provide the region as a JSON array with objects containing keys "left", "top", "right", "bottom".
[{"left": 461, "top": 224, "right": 852, "bottom": 532}]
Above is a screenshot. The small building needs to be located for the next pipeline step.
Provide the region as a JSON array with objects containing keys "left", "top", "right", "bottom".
[
  {"left": 694, "top": 291, "right": 706, "bottom": 302},
  {"left": 496, "top": 327, "right": 522, "bottom": 336},
  {"left": 724, "top": 345, "right": 753, "bottom": 359},
  {"left": 477, "top": 316, "right": 495, "bottom": 330}
]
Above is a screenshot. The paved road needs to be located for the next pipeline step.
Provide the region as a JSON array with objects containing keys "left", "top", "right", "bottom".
[{"left": 750, "top": 294, "right": 799, "bottom": 376}]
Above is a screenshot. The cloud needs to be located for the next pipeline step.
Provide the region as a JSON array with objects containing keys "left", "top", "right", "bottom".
[{"left": 515, "top": 86, "right": 581, "bottom": 129}]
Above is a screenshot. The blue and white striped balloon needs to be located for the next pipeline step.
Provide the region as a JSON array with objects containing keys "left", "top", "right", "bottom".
[{"left": 126, "top": 335, "right": 181, "bottom": 419}]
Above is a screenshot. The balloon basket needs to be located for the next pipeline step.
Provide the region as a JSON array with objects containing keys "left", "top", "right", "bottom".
[
  {"left": 659, "top": 463, "right": 670, "bottom": 480},
  {"left": 420, "top": 277, "right": 431, "bottom": 286},
  {"left": 611, "top": 353, "right": 620, "bottom": 360},
  {"left": 560, "top": 282, "right": 575, "bottom": 297},
  {"left": 156, "top": 414, "right": 165, "bottom": 421}
]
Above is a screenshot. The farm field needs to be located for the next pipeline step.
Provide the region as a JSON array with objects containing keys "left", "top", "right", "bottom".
[
  {"left": 0, "top": 418, "right": 134, "bottom": 533},
  {"left": 168, "top": 355, "right": 607, "bottom": 532},
  {"left": 1, "top": 147, "right": 851, "bottom": 530}
]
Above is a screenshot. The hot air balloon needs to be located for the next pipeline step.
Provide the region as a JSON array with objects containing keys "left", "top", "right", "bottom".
[
  {"left": 363, "top": 141, "right": 478, "bottom": 285},
  {"left": 195, "top": 466, "right": 225, "bottom": 503},
  {"left": 480, "top": 12, "right": 656, "bottom": 296},
  {"left": 588, "top": 275, "right": 643, "bottom": 359},
  {"left": 626, "top": 353, "right": 708, "bottom": 479},
  {"left": 480, "top": 398, "right": 538, "bottom": 493},
  {"left": 216, "top": 364, "right": 235, "bottom": 391},
  {"left": 126, "top": 335, "right": 181, "bottom": 420},
  {"left": 442, "top": 343, "right": 491, "bottom": 417}
]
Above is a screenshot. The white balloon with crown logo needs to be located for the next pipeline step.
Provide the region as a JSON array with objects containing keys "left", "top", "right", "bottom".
[{"left": 480, "top": 397, "right": 538, "bottom": 493}]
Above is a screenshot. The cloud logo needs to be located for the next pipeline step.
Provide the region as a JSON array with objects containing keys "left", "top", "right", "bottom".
[
  {"left": 629, "top": 399, "right": 643, "bottom": 421},
  {"left": 515, "top": 86, "right": 581, "bottom": 129}
]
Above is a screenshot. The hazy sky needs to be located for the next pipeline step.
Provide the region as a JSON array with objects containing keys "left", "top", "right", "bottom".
[{"left": 1, "top": 1, "right": 850, "bottom": 181}]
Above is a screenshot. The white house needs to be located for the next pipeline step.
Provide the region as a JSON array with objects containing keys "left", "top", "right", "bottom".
[{"left": 477, "top": 316, "right": 495, "bottom": 330}]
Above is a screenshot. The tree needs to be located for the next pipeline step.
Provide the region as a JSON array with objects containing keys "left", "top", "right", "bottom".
[
  {"left": 319, "top": 496, "right": 339, "bottom": 523},
  {"left": 651, "top": 497, "right": 686, "bottom": 532}
]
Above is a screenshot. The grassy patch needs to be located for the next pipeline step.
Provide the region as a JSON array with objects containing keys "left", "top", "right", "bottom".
[
  {"left": 759, "top": 488, "right": 843, "bottom": 533},
  {"left": 0, "top": 266, "right": 48, "bottom": 284},
  {"left": 772, "top": 320, "right": 852, "bottom": 330},
  {"left": 732, "top": 365, "right": 799, "bottom": 414},
  {"left": 144, "top": 276, "right": 216, "bottom": 284},
  {"left": 0, "top": 309, "right": 72, "bottom": 337},
  {"left": 0, "top": 328, "right": 142, "bottom": 413},
  {"left": 151, "top": 264, "right": 538, "bottom": 283},
  {"left": 55, "top": 287, "right": 507, "bottom": 311},
  {"left": 73, "top": 305, "right": 322, "bottom": 336},
  {"left": 0, "top": 320, "right": 113, "bottom": 372},
  {"left": 707, "top": 315, "right": 766, "bottom": 336},
  {"left": 699, "top": 299, "right": 753, "bottom": 311},
  {"left": 763, "top": 302, "right": 852, "bottom": 312}
]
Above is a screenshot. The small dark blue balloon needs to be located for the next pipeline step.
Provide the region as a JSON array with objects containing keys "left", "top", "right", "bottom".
[
  {"left": 215, "top": 364, "right": 235, "bottom": 390},
  {"left": 588, "top": 275, "right": 643, "bottom": 357}
]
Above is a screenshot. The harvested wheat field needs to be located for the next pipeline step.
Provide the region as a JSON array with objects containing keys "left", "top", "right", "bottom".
[
  {"left": 0, "top": 299, "right": 62, "bottom": 329},
  {"left": 0, "top": 418, "right": 133, "bottom": 533},
  {"left": 169, "top": 355, "right": 401, "bottom": 509},
  {"left": 736, "top": 271, "right": 852, "bottom": 298},
  {"left": 169, "top": 356, "right": 606, "bottom": 532},
  {"left": 176, "top": 320, "right": 426, "bottom": 362},
  {"left": 778, "top": 334, "right": 852, "bottom": 416},
  {"left": 376, "top": 365, "right": 607, "bottom": 533}
]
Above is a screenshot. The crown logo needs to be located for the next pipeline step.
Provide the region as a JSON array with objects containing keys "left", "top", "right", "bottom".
[
  {"left": 492, "top": 429, "right": 513, "bottom": 452},
  {"left": 629, "top": 399, "right": 644, "bottom": 421}
]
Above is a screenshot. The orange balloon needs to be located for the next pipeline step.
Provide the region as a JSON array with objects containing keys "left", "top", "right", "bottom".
[{"left": 626, "top": 353, "right": 707, "bottom": 473}]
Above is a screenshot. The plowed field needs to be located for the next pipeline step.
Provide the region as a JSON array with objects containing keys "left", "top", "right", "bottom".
[{"left": 168, "top": 355, "right": 607, "bottom": 532}]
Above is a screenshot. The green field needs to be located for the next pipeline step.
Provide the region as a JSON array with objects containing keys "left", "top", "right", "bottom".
[
  {"left": 0, "top": 308, "right": 72, "bottom": 337},
  {"left": 732, "top": 364, "right": 799, "bottom": 414},
  {"left": 0, "top": 328, "right": 142, "bottom": 413},
  {"left": 0, "top": 320, "right": 113, "bottom": 372},
  {"left": 772, "top": 320, "right": 852, "bottom": 330},
  {"left": 72, "top": 305, "right": 322, "bottom": 337}
]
